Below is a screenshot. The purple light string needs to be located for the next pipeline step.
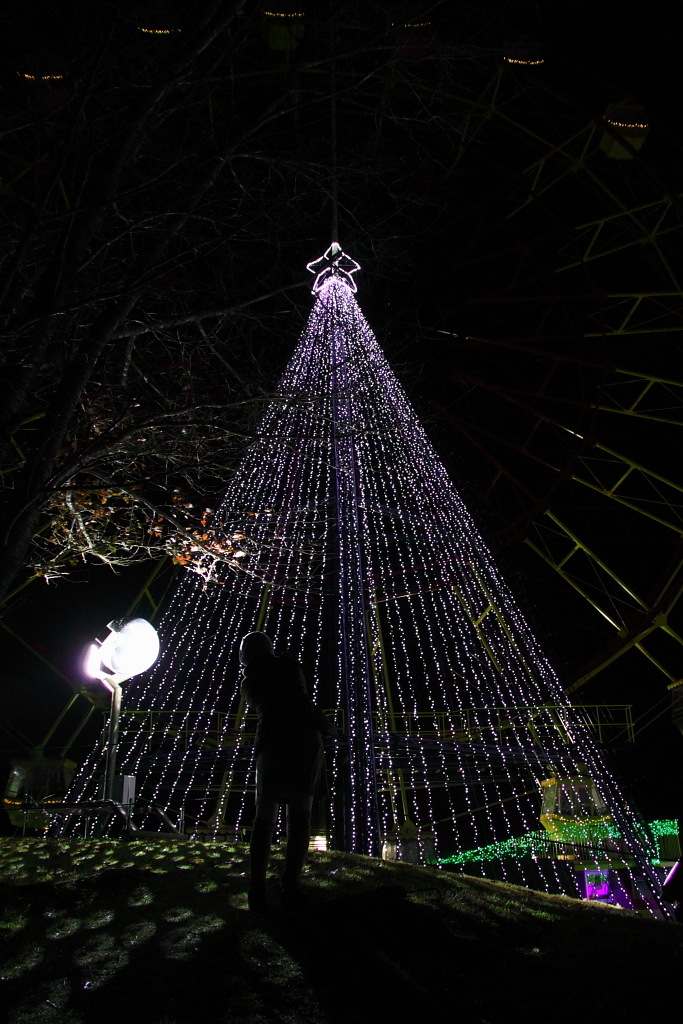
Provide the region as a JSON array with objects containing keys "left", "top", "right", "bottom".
[{"left": 59, "top": 267, "right": 666, "bottom": 913}]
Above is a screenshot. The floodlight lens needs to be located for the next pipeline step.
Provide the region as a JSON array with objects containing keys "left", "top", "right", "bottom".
[
  {"left": 82, "top": 642, "right": 103, "bottom": 680},
  {"left": 100, "top": 618, "right": 160, "bottom": 679}
]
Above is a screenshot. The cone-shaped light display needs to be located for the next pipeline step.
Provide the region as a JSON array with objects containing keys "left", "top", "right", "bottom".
[{"left": 63, "top": 251, "right": 668, "bottom": 914}]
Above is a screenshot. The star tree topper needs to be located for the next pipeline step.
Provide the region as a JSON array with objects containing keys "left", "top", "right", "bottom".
[{"left": 306, "top": 242, "right": 361, "bottom": 294}]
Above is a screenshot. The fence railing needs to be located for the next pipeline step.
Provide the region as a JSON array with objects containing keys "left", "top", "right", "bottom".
[
  {"left": 373, "top": 705, "right": 633, "bottom": 744},
  {"left": 113, "top": 703, "right": 633, "bottom": 752},
  {"left": 113, "top": 709, "right": 344, "bottom": 753}
]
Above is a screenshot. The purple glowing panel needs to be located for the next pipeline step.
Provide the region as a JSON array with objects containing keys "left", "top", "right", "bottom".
[
  {"left": 585, "top": 870, "right": 611, "bottom": 900},
  {"left": 61, "top": 262, "right": 666, "bottom": 911}
]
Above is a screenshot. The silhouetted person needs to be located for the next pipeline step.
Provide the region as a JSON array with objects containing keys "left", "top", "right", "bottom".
[{"left": 240, "top": 631, "right": 334, "bottom": 910}]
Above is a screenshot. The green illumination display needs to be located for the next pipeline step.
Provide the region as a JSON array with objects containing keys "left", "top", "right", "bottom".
[
  {"left": 439, "top": 819, "right": 679, "bottom": 868},
  {"left": 650, "top": 818, "right": 678, "bottom": 839},
  {"left": 439, "top": 830, "right": 545, "bottom": 866}
]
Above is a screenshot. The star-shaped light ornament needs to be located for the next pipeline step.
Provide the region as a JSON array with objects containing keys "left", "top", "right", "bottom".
[{"left": 306, "top": 242, "right": 361, "bottom": 294}]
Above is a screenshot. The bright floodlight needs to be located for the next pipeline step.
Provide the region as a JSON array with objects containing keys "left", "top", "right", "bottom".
[
  {"left": 82, "top": 618, "right": 160, "bottom": 684},
  {"left": 82, "top": 641, "right": 104, "bottom": 681},
  {"left": 97, "top": 618, "right": 160, "bottom": 680}
]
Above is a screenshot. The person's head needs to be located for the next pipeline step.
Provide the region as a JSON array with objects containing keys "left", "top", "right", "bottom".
[{"left": 239, "top": 631, "right": 274, "bottom": 666}]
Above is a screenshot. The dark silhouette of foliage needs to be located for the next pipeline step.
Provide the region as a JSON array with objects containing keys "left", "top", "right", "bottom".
[{"left": 0, "top": 1, "right": 479, "bottom": 599}]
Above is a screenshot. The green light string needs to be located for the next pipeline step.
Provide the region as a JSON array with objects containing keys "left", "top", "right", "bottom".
[
  {"left": 650, "top": 818, "right": 678, "bottom": 839},
  {"left": 439, "top": 818, "right": 679, "bottom": 867}
]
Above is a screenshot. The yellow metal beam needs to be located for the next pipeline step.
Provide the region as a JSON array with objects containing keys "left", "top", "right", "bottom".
[
  {"left": 585, "top": 326, "right": 683, "bottom": 337},
  {"left": 594, "top": 442, "right": 683, "bottom": 496},
  {"left": 543, "top": 511, "right": 647, "bottom": 608},
  {"left": 524, "top": 537, "right": 626, "bottom": 631},
  {"left": 566, "top": 622, "right": 661, "bottom": 692},
  {"left": 590, "top": 369, "right": 683, "bottom": 424},
  {"left": 556, "top": 198, "right": 682, "bottom": 272},
  {"left": 366, "top": 599, "right": 398, "bottom": 733},
  {"left": 615, "top": 366, "right": 683, "bottom": 387},
  {"left": 574, "top": 196, "right": 681, "bottom": 230},
  {"left": 527, "top": 509, "right": 683, "bottom": 691},
  {"left": 634, "top": 642, "right": 679, "bottom": 682},
  {"left": 124, "top": 555, "right": 174, "bottom": 620},
  {"left": 452, "top": 584, "right": 502, "bottom": 673},
  {"left": 591, "top": 405, "right": 683, "bottom": 427},
  {"left": 571, "top": 475, "right": 683, "bottom": 535}
]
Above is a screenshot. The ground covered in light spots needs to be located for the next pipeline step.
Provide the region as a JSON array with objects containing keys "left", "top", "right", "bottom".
[{"left": 0, "top": 837, "right": 681, "bottom": 1023}]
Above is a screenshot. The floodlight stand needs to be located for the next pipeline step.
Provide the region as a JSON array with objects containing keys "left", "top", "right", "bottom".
[{"left": 103, "top": 681, "right": 122, "bottom": 802}]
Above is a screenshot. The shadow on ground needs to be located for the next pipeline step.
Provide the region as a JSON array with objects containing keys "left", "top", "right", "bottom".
[{"left": 0, "top": 838, "right": 681, "bottom": 1023}]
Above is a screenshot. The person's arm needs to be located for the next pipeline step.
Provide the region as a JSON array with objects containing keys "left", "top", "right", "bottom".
[{"left": 240, "top": 670, "right": 258, "bottom": 708}]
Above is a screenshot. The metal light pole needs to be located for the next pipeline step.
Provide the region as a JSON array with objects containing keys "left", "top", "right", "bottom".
[
  {"left": 102, "top": 679, "right": 123, "bottom": 802},
  {"left": 82, "top": 617, "right": 160, "bottom": 802}
]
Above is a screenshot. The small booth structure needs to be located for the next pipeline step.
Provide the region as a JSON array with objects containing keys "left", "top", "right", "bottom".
[
  {"left": 382, "top": 818, "right": 437, "bottom": 865},
  {"left": 538, "top": 773, "right": 670, "bottom": 914},
  {"left": 3, "top": 757, "right": 77, "bottom": 830},
  {"left": 540, "top": 773, "right": 623, "bottom": 905},
  {"left": 540, "top": 774, "right": 613, "bottom": 846}
]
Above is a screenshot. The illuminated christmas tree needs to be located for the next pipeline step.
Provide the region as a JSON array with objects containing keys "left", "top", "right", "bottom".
[{"left": 67, "top": 246, "right": 667, "bottom": 912}]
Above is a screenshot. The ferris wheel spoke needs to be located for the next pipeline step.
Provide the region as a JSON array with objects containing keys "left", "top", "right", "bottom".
[
  {"left": 428, "top": 62, "right": 683, "bottom": 716},
  {"left": 595, "top": 368, "right": 683, "bottom": 424}
]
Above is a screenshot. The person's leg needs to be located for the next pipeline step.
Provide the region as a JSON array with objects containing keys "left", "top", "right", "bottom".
[
  {"left": 249, "top": 770, "right": 279, "bottom": 909},
  {"left": 281, "top": 792, "right": 314, "bottom": 897}
]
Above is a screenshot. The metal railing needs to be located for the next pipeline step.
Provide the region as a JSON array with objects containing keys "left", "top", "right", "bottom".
[
  {"left": 112, "top": 703, "right": 633, "bottom": 751},
  {"left": 373, "top": 705, "right": 634, "bottom": 744},
  {"left": 113, "top": 709, "right": 344, "bottom": 753}
]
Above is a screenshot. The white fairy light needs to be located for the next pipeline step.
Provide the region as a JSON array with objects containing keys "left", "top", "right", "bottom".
[
  {"left": 59, "top": 256, "right": 667, "bottom": 913},
  {"left": 306, "top": 242, "right": 360, "bottom": 294},
  {"left": 607, "top": 119, "right": 649, "bottom": 129}
]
